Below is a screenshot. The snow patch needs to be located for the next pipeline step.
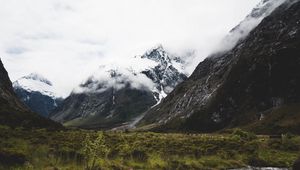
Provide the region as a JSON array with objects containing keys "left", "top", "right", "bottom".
[{"left": 13, "top": 73, "right": 63, "bottom": 99}]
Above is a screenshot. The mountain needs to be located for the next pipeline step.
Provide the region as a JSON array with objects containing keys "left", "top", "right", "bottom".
[
  {"left": 216, "top": 0, "right": 286, "bottom": 52},
  {"left": 140, "top": 45, "right": 188, "bottom": 103},
  {"left": 138, "top": 0, "right": 300, "bottom": 134},
  {"left": 0, "top": 59, "right": 62, "bottom": 129},
  {"left": 50, "top": 46, "right": 188, "bottom": 129},
  {"left": 13, "top": 73, "right": 63, "bottom": 117}
]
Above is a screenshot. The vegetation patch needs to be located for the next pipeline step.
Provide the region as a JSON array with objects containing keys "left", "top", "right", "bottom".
[{"left": 0, "top": 126, "right": 299, "bottom": 169}]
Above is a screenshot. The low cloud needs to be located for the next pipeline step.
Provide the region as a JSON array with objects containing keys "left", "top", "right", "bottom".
[
  {"left": 213, "top": 0, "right": 286, "bottom": 53},
  {"left": 73, "top": 64, "right": 155, "bottom": 94},
  {"left": 0, "top": 0, "right": 261, "bottom": 97}
]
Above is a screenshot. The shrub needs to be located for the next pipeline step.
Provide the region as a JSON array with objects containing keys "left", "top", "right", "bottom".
[
  {"left": 131, "top": 149, "right": 148, "bottom": 162},
  {"left": 281, "top": 135, "right": 300, "bottom": 151},
  {"left": 243, "top": 141, "right": 260, "bottom": 154},
  {"left": 82, "top": 132, "right": 110, "bottom": 170},
  {"left": 118, "top": 133, "right": 133, "bottom": 159},
  {"left": 0, "top": 150, "right": 27, "bottom": 165},
  {"left": 247, "top": 154, "right": 268, "bottom": 167},
  {"left": 231, "top": 129, "right": 257, "bottom": 141}
]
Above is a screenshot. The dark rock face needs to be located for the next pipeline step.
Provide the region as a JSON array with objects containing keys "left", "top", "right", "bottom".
[
  {"left": 51, "top": 46, "right": 187, "bottom": 129},
  {"left": 293, "top": 158, "right": 300, "bottom": 170},
  {"left": 141, "top": 45, "right": 188, "bottom": 99},
  {"left": 13, "top": 88, "right": 63, "bottom": 117},
  {"left": 0, "top": 59, "right": 26, "bottom": 112},
  {"left": 139, "top": 0, "right": 300, "bottom": 134},
  {"left": 0, "top": 59, "right": 62, "bottom": 129},
  {"left": 51, "top": 85, "right": 156, "bottom": 129},
  {"left": 12, "top": 73, "right": 63, "bottom": 117}
]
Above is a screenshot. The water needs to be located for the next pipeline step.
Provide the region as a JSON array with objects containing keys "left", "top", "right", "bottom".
[{"left": 230, "top": 166, "right": 289, "bottom": 170}]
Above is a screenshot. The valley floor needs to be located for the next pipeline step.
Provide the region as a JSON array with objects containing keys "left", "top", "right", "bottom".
[{"left": 0, "top": 126, "right": 299, "bottom": 170}]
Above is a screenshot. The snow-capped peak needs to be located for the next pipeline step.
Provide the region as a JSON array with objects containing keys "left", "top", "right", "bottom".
[
  {"left": 139, "top": 45, "right": 186, "bottom": 74},
  {"left": 142, "top": 45, "right": 170, "bottom": 62},
  {"left": 75, "top": 45, "right": 188, "bottom": 104},
  {"left": 23, "top": 73, "right": 53, "bottom": 86},
  {"left": 13, "top": 73, "right": 62, "bottom": 99},
  {"left": 141, "top": 45, "right": 185, "bottom": 65}
]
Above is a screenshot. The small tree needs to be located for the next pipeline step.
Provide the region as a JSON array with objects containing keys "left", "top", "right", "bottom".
[
  {"left": 118, "top": 133, "right": 133, "bottom": 160},
  {"left": 82, "top": 132, "right": 110, "bottom": 170}
]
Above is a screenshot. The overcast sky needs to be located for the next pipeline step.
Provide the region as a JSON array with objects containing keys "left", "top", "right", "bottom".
[{"left": 0, "top": 0, "right": 261, "bottom": 97}]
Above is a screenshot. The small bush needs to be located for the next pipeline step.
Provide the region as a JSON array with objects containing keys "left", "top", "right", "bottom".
[
  {"left": 243, "top": 141, "right": 260, "bottom": 154},
  {"left": 247, "top": 155, "right": 268, "bottom": 167},
  {"left": 281, "top": 136, "right": 300, "bottom": 151},
  {"left": 0, "top": 150, "right": 27, "bottom": 165},
  {"left": 131, "top": 149, "right": 148, "bottom": 162},
  {"left": 82, "top": 132, "right": 110, "bottom": 170},
  {"left": 231, "top": 129, "right": 257, "bottom": 141}
]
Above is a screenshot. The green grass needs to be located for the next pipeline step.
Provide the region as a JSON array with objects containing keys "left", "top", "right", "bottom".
[{"left": 0, "top": 126, "right": 299, "bottom": 170}]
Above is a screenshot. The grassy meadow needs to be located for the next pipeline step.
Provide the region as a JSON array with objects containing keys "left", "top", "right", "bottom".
[{"left": 0, "top": 125, "right": 299, "bottom": 170}]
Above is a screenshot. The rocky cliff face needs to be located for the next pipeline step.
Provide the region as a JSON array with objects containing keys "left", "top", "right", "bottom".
[
  {"left": 0, "top": 59, "right": 27, "bottom": 112},
  {"left": 13, "top": 73, "right": 63, "bottom": 117},
  {"left": 141, "top": 45, "right": 188, "bottom": 103},
  {"left": 50, "top": 46, "right": 188, "bottom": 129},
  {"left": 0, "top": 59, "right": 62, "bottom": 129},
  {"left": 139, "top": 0, "right": 300, "bottom": 134}
]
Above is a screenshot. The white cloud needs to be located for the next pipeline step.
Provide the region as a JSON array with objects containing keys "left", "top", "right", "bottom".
[
  {"left": 73, "top": 64, "right": 156, "bottom": 94},
  {"left": 214, "top": 0, "right": 286, "bottom": 53},
  {"left": 0, "top": 0, "right": 261, "bottom": 97}
]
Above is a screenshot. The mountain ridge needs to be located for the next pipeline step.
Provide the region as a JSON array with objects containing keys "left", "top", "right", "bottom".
[
  {"left": 138, "top": 0, "right": 300, "bottom": 134},
  {"left": 50, "top": 46, "right": 188, "bottom": 129},
  {"left": 13, "top": 73, "right": 64, "bottom": 117},
  {"left": 0, "top": 59, "right": 63, "bottom": 129}
]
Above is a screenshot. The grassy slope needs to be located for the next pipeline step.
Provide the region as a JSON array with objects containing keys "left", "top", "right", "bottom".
[
  {"left": 244, "top": 103, "right": 300, "bottom": 135},
  {"left": 0, "top": 107, "right": 63, "bottom": 130},
  {"left": 0, "top": 126, "right": 299, "bottom": 170},
  {"left": 137, "top": 103, "right": 300, "bottom": 135}
]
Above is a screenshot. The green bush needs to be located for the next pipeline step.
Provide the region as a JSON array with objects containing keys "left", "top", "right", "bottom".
[
  {"left": 81, "top": 132, "right": 110, "bottom": 170},
  {"left": 231, "top": 129, "right": 257, "bottom": 141},
  {"left": 243, "top": 140, "right": 260, "bottom": 154},
  {"left": 131, "top": 149, "right": 148, "bottom": 162}
]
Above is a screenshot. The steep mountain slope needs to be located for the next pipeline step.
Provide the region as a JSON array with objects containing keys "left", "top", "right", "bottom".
[
  {"left": 140, "top": 45, "right": 188, "bottom": 103},
  {"left": 51, "top": 46, "right": 188, "bottom": 129},
  {"left": 139, "top": 0, "right": 300, "bottom": 134},
  {"left": 0, "top": 59, "right": 62, "bottom": 129},
  {"left": 13, "top": 73, "right": 63, "bottom": 117}
]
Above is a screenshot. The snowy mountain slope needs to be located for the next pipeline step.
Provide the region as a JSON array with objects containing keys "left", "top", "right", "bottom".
[
  {"left": 13, "top": 73, "right": 63, "bottom": 117},
  {"left": 139, "top": 45, "right": 188, "bottom": 103},
  {"left": 0, "top": 59, "right": 62, "bottom": 129},
  {"left": 13, "top": 73, "right": 62, "bottom": 99},
  {"left": 51, "top": 45, "right": 189, "bottom": 129}
]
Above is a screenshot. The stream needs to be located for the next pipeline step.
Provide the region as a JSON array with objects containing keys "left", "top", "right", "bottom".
[{"left": 230, "top": 166, "right": 289, "bottom": 170}]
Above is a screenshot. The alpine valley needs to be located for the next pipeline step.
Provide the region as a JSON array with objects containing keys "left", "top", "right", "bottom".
[
  {"left": 0, "top": 59, "right": 62, "bottom": 129},
  {"left": 138, "top": 0, "right": 300, "bottom": 135},
  {"left": 1, "top": 0, "right": 300, "bottom": 169},
  {"left": 50, "top": 45, "right": 190, "bottom": 129}
]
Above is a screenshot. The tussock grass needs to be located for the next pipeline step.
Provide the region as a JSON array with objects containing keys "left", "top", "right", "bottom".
[{"left": 0, "top": 126, "right": 299, "bottom": 169}]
